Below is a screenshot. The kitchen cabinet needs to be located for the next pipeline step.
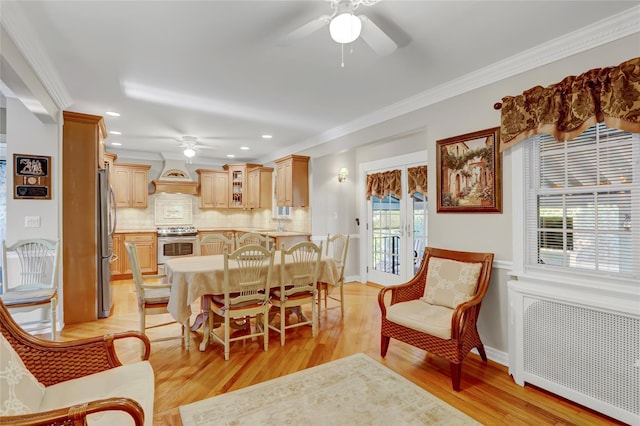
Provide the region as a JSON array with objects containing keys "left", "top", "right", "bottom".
[
  {"left": 248, "top": 167, "right": 273, "bottom": 209},
  {"left": 223, "top": 163, "right": 262, "bottom": 209},
  {"left": 112, "top": 232, "right": 157, "bottom": 278},
  {"left": 113, "top": 163, "right": 151, "bottom": 208},
  {"left": 104, "top": 152, "right": 117, "bottom": 191},
  {"left": 110, "top": 233, "right": 124, "bottom": 276},
  {"left": 274, "top": 155, "right": 309, "bottom": 207},
  {"left": 104, "top": 151, "right": 116, "bottom": 171},
  {"left": 271, "top": 234, "right": 310, "bottom": 250},
  {"left": 196, "top": 169, "right": 229, "bottom": 208}
]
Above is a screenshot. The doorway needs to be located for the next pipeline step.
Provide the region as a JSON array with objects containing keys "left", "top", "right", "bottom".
[{"left": 361, "top": 152, "right": 427, "bottom": 286}]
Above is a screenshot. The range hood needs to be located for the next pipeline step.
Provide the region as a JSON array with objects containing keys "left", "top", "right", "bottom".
[{"left": 151, "top": 158, "right": 198, "bottom": 195}]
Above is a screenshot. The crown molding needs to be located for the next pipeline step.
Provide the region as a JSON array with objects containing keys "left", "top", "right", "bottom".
[
  {"left": 267, "top": 4, "right": 640, "bottom": 162},
  {"left": 1, "top": 3, "right": 73, "bottom": 110}
]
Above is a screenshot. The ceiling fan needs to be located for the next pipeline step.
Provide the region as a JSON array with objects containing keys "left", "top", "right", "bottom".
[
  {"left": 279, "top": 0, "right": 397, "bottom": 56},
  {"left": 178, "top": 136, "right": 213, "bottom": 159}
]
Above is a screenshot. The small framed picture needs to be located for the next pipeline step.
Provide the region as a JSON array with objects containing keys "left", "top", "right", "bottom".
[
  {"left": 436, "top": 127, "right": 502, "bottom": 213},
  {"left": 14, "top": 154, "right": 52, "bottom": 200}
]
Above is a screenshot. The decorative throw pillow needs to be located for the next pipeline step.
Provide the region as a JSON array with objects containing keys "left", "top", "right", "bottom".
[
  {"left": 421, "top": 257, "right": 482, "bottom": 309},
  {"left": 0, "top": 334, "right": 46, "bottom": 415}
]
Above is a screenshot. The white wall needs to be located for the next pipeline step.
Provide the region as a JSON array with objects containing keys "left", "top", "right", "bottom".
[
  {"left": 304, "top": 35, "right": 639, "bottom": 358},
  {"left": 5, "top": 97, "right": 59, "bottom": 243}
]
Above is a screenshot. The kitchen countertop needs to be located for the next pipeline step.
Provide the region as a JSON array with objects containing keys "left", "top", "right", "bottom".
[
  {"left": 198, "top": 227, "right": 310, "bottom": 237},
  {"left": 114, "top": 227, "right": 311, "bottom": 237}
]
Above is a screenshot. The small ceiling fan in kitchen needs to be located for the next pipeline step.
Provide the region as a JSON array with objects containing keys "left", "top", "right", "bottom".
[
  {"left": 278, "top": 0, "right": 397, "bottom": 56},
  {"left": 179, "top": 136, "right": 212, "bottom": 161}
]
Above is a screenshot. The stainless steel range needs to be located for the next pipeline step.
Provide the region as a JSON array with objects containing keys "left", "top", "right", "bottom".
[{"left": 157, "top": 226, "right": 198, "bottom": 274}]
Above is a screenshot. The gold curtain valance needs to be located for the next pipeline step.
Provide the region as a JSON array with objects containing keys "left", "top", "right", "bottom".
[
  {"left": 407, "top": 165, "right": 427, "bottom": 198},
  {"left": 499, "top": 57, "right": 640, "bottom": 152},
  {"left": 365, "top": 170, "right": 402, "bottom": 200}
]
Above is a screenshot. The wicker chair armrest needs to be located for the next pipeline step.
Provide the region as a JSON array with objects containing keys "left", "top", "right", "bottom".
[
  {"left": 0, "top": 397, "right": 145, "bottom": 426},
  {"left": 16, "top": 331, "right": 150, "bottom": 386},
  {"left": 450, "top": 295, "right": 484, "bottom": 339},
  {"left": 377, "top": 274, "right": 426, "bottom": 317}
]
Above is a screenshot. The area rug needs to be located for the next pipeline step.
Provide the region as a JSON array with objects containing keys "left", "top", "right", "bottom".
[{"left": 179, "top": 353, "right": 479, "bottom": 425}]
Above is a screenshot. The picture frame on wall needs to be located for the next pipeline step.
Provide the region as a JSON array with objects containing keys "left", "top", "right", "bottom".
[
  {"left": 436, "top": 127, "right": 502, "bottom": 213},
  {"left": 14, "top": 154, "right": 52, "bottom": 200}
]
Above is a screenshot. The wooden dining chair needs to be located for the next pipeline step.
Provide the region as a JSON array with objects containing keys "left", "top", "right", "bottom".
[
  {"left": 1, "top": 239, "right": 60, "bottom": 340},
  {"left": 207, "top": 244, "right": 274, "bottom": 360},
  {"left": 235, "top": 232, "right": 274, "bottom": 251},
  {"left": 269, "top": 241, "right": 322, "bottom": 346},
  {"left": 197, "top": 233, "right": 234, "bottom": 256},
  {"left": 317, "top": 233, "right": 349, "bottom": 317},
  {"left": 194, "top": 233, "right": 236, "bottom": 332},
  {"left": 124, "top": 241, "right": 185, "bottom": 353}
]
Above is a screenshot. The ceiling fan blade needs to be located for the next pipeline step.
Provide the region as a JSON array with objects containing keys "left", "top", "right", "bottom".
[
  {"left": 358, "top": 15, "right": 397, "bottom": 56},
  {"left": 277, "top": 15, "right": 331, "bottom": 46}
]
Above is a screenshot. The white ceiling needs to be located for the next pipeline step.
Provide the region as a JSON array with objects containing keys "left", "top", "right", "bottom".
[{"left": 3, "top": 1, "right": 638, "bottom": 165}]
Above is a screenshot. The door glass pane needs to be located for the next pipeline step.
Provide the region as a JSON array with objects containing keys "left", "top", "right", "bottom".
[
  {"left": 371, "top": 195, "right": 400, "bottom": 275},
  {"left": 412, "top": 192, "right": 428, "bottom": 274}
]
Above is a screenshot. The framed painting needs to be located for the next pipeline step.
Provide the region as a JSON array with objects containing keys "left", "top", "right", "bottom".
[
  {"left": 436, "top": 127, "right": 502, "bottom": 213},
  {"left": 14, "top": 154, "right": 52, "bottom": 200}
]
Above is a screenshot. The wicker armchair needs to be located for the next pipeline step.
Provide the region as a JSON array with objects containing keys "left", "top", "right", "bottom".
[
  {"left": 378, "top": 247, "right": 494, "bottom": 391},
  {"left": 0, "top": 298, "right": 152, "bottom": 425}
]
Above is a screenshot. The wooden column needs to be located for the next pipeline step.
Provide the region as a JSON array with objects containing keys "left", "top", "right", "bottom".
[{"left": 62, "top": 111, "right": 106, "bottom": 323}]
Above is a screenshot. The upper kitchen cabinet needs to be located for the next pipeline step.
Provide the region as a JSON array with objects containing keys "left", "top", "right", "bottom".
[
  {"left": 274, "top": 155, "right": 309, "bottom": 207},
  {"left": 113, "top": 163, "right": 151, "bottom": 208},
  {"left": 197, "top": 169, "right": 229, "bottom": 209},
  {"left": 248, "top": 166, "right": 273, "bottom": 209},
  {"left": 103, "top": 151, "right": 116, "bottom": 170},
  {"left": 103, "top": 151, "right": 117, "bottom": 187},
  {"left": 223, "top": 163, "right": 261, "bottom": 209}
]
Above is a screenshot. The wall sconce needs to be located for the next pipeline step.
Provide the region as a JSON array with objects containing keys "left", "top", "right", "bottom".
[{"left": 338, "top": 167, "right": 349, "bottom": 183}]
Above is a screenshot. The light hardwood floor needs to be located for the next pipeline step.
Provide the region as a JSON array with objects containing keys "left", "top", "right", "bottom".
[{"left": 55, "top": 280, "right": 622, "bottom": 426}]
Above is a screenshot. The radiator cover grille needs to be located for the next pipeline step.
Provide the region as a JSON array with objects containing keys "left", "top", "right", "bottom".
[{"left": 524, "top": 298, "right": 640, "bottom": 417}]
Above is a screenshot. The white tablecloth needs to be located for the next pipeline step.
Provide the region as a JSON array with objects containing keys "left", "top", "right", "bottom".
[{"left": 165, "top": 252, "right": 339, "bottom": 325}]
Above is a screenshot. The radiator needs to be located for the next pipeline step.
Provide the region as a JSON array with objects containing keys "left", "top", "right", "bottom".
[{"left": 509, "top": 279, "right": 640, "bottom": 425}]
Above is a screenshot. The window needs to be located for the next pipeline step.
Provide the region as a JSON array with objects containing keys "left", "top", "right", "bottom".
[{"left": 524, "top": 123, "right": 638, "bottom": 280}]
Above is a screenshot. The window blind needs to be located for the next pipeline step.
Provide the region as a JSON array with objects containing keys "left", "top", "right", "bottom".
[{"left": 524, "top": 123, "right": 639, "bottom": 280}]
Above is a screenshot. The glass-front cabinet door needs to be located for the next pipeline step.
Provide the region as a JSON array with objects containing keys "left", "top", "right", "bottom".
[
  {"left": 224, "top": 163, "right": 263, "bottom": 209},
  {"left": 229, "top": 166, "right": 245, "bottom": 208}
]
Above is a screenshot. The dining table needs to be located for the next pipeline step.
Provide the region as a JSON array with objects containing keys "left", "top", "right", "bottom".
[{"left": 164, "top": 250, "right": 340, "bottom": 351}]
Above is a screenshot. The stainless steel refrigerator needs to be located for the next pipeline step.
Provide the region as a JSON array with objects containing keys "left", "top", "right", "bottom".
[{"left": 97, "top": 168, "right": 116, "bottom": 318}]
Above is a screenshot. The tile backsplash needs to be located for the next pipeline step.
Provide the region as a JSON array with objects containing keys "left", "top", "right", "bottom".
[{"left": 116, "top": 193, "right": 310, "bottom": 232}]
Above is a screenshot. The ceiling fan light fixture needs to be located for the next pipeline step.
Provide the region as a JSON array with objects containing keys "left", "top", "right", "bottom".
[
  {"left": 329, "top": 13, "right": 361, "bottom": 44},
  {"left": 183, "top": 147, "right": 195, "bottom": 158}
]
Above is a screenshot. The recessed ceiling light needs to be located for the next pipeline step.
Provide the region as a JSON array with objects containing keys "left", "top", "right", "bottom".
[
  {"left": 110, "top": 131, "right": 121, "bottom": 135},
  {"left": 105, "top": 111, "right": 120, "bottom": 117},
  {"left": 261, "top": 134, "right": 272, "bottom": 139},
  {"left": 227, "top": 154, "right": 235, "bottom": 158},
  {"left": 111, "top": 142, "right": 122, "bottom": 146},
  {"left": 240, "top": 146, "right": 249, "bottom": 150}
]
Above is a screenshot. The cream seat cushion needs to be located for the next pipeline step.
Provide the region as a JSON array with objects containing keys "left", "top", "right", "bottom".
[
  {"left": 421, "top": 257, "right": 482, "bottom": 309},
  {"left": 0, "top": 334, "right": 46, "bottom": 415},
  {"left": 386, "top": 299, "right": 454, "bottom": 340},
  {"left": 39, "top": 361, "right": 155, "bottom": 426}
]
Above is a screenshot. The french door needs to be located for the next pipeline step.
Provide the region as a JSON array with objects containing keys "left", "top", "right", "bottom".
[{"left": 365, "top": 160, "right": 428, "bottom": 286}]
